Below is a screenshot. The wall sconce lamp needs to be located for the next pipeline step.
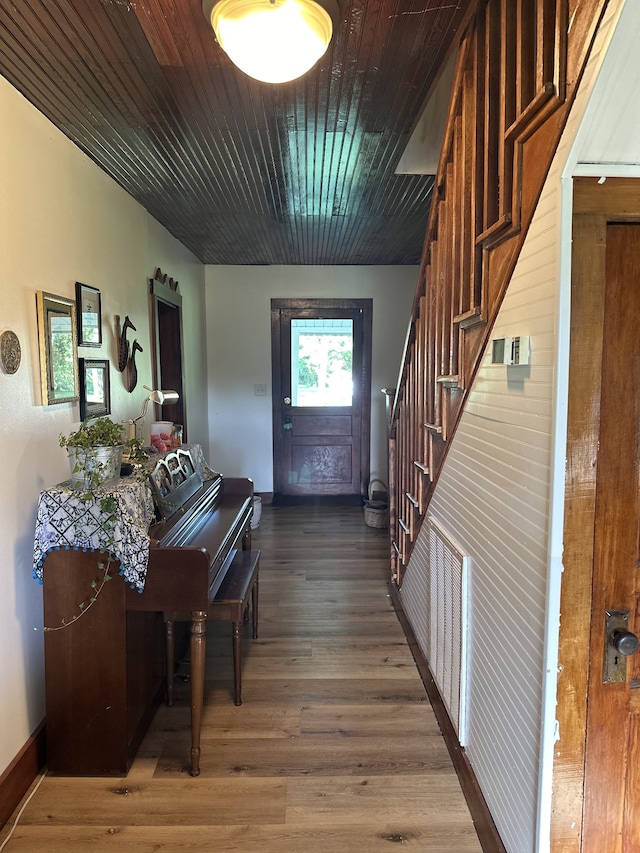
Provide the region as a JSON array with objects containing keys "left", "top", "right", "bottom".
[
  {"left": 202, "top": 0, "right": 338, "bottom": 84},
  {"left": 128, "top": 385, "right": 179, "bottom": 440}
]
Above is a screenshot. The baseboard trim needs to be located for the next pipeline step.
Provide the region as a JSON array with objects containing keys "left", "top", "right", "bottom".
[
  {"left": 0, "top": 721, "right": 46, "bottom": 830},
  {"left": 389, "top": 583, "right": 507, "bottom": 853},
  {"left": 272, "top": 493, "right": 363, "bottom": 507}
]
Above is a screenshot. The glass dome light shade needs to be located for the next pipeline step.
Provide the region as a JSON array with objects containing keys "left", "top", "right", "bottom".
[{"left": 207, "top": 0, "right": 335, "bottom": 84}]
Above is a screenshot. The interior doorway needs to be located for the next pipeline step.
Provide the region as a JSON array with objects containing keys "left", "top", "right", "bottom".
[
  {"left": 580, "top": 222, "right": 640, "bottom": 850},
  {"left": 149, "top": 278, "right": 187, "bottom": 437},
  {"left": 554, "top": 178, "right": 640, "bottom": 851},
  {"left": 271, "top": 298, "right": 372, "bottom": 500}
]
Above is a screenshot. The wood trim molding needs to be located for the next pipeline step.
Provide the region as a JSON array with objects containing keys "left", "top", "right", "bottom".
[
  {"left": 574, "top": 176, "right": 640, "bottom": 218},
  {"left": 551, "top": 212, "right": 606, "bottom": 849},
  {"left": 0, "top": 722, "right": 46, "bottom": 830},
  {"left": 389, "top": 583, "right": 507, "bottom": 853}
]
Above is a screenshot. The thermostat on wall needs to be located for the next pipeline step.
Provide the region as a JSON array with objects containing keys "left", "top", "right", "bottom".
[{"left": 491, "top": 336, "right": 530, "bottom": 366}]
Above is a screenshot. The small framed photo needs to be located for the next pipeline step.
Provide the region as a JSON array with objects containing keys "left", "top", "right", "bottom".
[
  {"left": 75, "top": 282, "right": 102, "bottom": 347},
  {"left": 79, "top": 358, "right": 111, "bottom": 420}
]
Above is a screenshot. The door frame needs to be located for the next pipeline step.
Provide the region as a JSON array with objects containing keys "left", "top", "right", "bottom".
[
  {"left": 149, "top": 277, "right": 187, "bottom": 438},
  {"left": 271, "top": 297, "right": 372, "bottom": 498},
  {"left": 552, "top": 177, "right": 640, "bottom": 850}
]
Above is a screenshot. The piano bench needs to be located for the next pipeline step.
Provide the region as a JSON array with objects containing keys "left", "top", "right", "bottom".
[{"left": 208, "top": 549, "right": 260, "bottom": 706}]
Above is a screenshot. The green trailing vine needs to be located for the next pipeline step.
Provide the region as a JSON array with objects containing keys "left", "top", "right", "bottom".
[
  {"left": 43, "top": 495, "right": 118, "bottom": 632},
  {"left": 59, "top": 415, "right": 125, "bottom": 450},
  {"left": 44, "top": 418, "right": 150, "bottom": 631}
]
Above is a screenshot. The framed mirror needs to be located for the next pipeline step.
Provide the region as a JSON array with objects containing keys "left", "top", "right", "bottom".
[{"left": 36, "top": 291, "right": 79, "bottom": 405}]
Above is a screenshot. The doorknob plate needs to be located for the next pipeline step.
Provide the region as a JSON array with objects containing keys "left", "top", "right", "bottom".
[{"left": 603, "top": 609, "right": 636, "bottom": 683}]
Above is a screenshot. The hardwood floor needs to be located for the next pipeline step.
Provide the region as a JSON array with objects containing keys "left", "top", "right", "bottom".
[{"left": 1, "top": 505, "right": 482, "bottom": 852}]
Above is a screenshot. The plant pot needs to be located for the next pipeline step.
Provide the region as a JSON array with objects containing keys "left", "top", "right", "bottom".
[{"left": 67, "top": 445, "right": 125, "bottom": 490}]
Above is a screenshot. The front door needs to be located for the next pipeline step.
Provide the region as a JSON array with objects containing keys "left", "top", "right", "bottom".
[
  {"left": 581, "top": 224, "right": 640, "bottom": 851},
  {"left": 271, "top": 298, "right": 372, "bottom": 498}
]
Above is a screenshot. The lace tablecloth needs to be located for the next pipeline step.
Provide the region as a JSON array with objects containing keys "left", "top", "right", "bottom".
[{"left": 32, "top": 475, "right": 155, "bottom": 592}]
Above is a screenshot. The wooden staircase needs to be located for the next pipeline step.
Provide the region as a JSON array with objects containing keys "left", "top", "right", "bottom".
[{"left": 389, "top": 0, "right": 609, "bottom": 585}]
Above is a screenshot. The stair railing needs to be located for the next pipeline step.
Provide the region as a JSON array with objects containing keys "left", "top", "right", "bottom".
[{"left": 389, "top": 0, "right": 607, "bottom": 585}]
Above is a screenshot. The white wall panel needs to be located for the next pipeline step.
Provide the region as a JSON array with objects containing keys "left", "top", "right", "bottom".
[
  {"left": 573, "top": 1, "right": 640, "bottom": 168},
  {"left": 402, "top": 179, "right": 557, "bottom": 850}
]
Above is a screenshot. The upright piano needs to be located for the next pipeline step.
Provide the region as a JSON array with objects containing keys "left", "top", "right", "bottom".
[{"left": 39, "top": 448, "right": 253, "bottom": 776}]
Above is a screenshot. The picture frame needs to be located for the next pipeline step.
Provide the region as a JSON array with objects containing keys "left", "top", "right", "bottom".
[
  {"left": 36, "top": 291, "right": 79, "bottom": 405},
  {"left": 148, "top": 449, "right": 202, "bottom": 520},
  {"left": 79, "top": 358, "right": 111, "bottom": 420},
  {"left": 75, "top": 282, "right": 102, "bottom": 347}
]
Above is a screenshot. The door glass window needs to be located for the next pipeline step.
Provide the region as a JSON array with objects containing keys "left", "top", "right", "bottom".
[{"left": 291, "top": 319, "right": 353, "bottom": 406}]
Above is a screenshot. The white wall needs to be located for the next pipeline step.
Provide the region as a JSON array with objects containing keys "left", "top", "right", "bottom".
[
  {"left": 204, "top": 265, "right": 417, "bottom": 491},
  {"left": 404, "top": 183, "right": 559, "bottom": 852},
  {"left": 0, "top": 77, "right": 207, "bottom": 777},
  {"left": 399, "top": 1, "right": 637, "bottom": 851}
]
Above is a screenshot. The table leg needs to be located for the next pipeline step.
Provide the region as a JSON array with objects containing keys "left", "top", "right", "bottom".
[{"left": 189, "top": 610, "right": 207, "bottom": 776}]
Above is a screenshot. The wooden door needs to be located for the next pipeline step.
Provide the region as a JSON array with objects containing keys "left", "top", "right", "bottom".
[
  {"left": 271, "top": 298, "right": 372, "bottom": 498},
  {"left": 582, "top": 224, "right": 640, "bottom": 851}
]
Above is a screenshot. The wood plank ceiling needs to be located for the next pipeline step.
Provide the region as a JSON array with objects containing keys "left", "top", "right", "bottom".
[{"left": 0, "top": 0, "right": 473, "bottom": 265}]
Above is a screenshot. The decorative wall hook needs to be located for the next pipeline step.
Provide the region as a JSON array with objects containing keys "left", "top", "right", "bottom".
[
  {"left": 154, "top": 267, "right": 179, "bottom": 292},
  {"left": 126, "top": 340, "right": 143, "bottom": 393},
  {"left": 116, "top": 315, "right": 136, "bottom": 373}
]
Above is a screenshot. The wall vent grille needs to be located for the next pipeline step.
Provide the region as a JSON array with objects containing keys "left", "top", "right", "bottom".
[{"left": 427, "top": 515, "right": 469, "bottom": 744}]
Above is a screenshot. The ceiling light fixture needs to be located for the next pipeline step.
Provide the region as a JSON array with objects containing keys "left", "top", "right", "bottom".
[{"left": 202, "top": 0, "right": 338, "bottom": 84}]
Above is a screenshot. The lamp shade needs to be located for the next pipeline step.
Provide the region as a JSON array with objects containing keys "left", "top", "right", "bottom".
[
  {"left": 203, "top": 0, "right": 337, "bottom": 84},
  {"left": 149, "top": 389, "right": 179, "bottom": 406}
]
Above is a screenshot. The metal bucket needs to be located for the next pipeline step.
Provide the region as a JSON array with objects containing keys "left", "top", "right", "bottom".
[{"left": 67, "top": 445, "right": 124, "bottom": 489}]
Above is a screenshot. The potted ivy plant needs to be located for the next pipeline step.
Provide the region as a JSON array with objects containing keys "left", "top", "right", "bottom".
[
  {"left": 45, "top": 419, "right": 149, "bottom": 631},
  {"left": 59, "top": 416, "right": 126, "bottom": 490}
]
